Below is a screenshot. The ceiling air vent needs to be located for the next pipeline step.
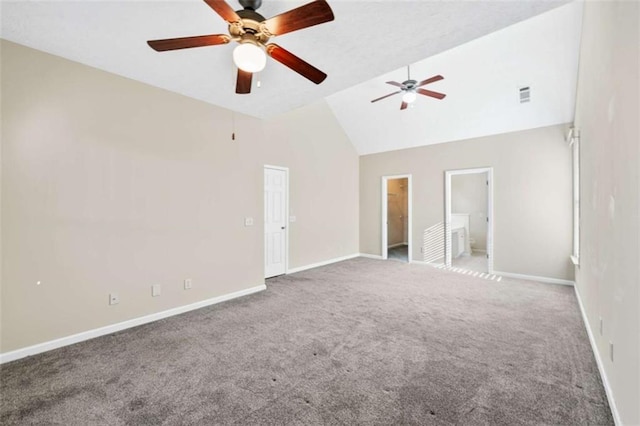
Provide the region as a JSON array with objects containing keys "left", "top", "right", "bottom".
[{"left": 519, "top": 86, "right": 531, "bottom": 103}]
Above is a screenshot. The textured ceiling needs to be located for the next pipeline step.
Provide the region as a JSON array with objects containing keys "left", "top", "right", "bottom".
[
  {"left": 1, "top": 0, "right": 570, "bottom": 119},
  {"left": 326, "top": 1, "right": 584, "bottom": 155}
]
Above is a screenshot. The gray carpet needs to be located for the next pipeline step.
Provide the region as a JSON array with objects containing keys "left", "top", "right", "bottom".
[{"left": 0, "top": 258, "right": 612, "bottom": 425}]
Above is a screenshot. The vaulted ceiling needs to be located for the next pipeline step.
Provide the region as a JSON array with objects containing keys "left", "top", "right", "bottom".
[
  {"left": 327, "top": 1, "right": 583, "bottom": 154},
  {"left": 1, "top": 0, "right": 581, "bottom": 154}
]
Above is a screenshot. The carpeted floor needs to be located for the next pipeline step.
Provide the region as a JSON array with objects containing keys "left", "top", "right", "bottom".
[{"left": 0, "top": 258, "right": 612, "bottom": 425}]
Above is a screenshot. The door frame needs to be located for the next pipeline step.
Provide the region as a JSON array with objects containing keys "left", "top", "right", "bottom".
[
  {"left": 444, "top": 167, "right": 494, "bottom": 272},
  {"left": 264, "top": 165, "right": 289, "bottom": 277},
  {"left": 381, "top": 174, "right": 413, "bottom": 261}
]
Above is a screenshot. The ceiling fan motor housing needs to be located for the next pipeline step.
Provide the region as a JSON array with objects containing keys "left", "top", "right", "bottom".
[
  {"left": 403, "top": 79, "right": 418, "bottom": 90},
  {"left": 231, "top": 9, "right": 270, "bottom": 44}
]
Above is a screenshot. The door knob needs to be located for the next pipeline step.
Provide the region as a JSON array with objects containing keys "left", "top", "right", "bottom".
[{"left": 281, "top": 226, "right": 286, "bottom": 230}]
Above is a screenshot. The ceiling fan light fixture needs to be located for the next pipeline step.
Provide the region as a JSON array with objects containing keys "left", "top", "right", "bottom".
[
  {"left": 233, "top": 42, "right": 267, "bottom": 73},
  {"left": 147, "top": 0, "right": 335, "bottom": 94},
  {"left": 402, "top": 90, "right": 417, "bottom": 104}
]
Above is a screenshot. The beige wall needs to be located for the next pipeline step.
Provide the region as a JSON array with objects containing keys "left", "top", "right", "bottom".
[
  {"left": 261, "top": 102, "right": 359, "bottom": 269},
  {"left": 360, "top": 124, "right": 573, "bottom": 280},
  {"left": 573, "top": 1, "right": 639, "bottom": 424},
  {"left": 387, "top": 178, "right": 407, "bottom": 246},
  {"left": 452, "top": 173, "right": 488, "bottom": 251},
  {"left": 0, "top": 40, "right": 359, "bottom": 353}
]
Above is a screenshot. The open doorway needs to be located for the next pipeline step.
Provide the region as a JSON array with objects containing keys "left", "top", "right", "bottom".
[
  {"left": 445, "top": 168, "right": 493, "bottom": 273},
  {"left": 382, "top": 175, "right": 412, "bottom": 262}
]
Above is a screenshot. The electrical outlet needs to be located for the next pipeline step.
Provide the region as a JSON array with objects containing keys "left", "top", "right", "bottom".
[
  {"left": 609, "top": 342, "right": 614, "bottom": 362},
  {"left": 152, "top": 284, "right": 161, "bottom": 297},
  {"left": 599, "top": 317, "right": 603, "bottom": 336},
  {"left": 109, "top": 293, "right": 119, "bottom": 305},
  {"left": 184, "top": 279, "right": 192, "bottom": 290}
]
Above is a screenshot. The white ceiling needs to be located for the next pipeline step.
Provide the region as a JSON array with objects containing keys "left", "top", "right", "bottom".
[
  {"left": 326, "top": 1, "right": 584, "bottom": 155},
  {"left": 1, "top": 0, "right": 571, "bottom": 120}
]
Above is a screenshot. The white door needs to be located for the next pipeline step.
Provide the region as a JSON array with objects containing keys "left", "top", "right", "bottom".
[{"left": 264, "top": 167, "right": 287, "bottom": 278}]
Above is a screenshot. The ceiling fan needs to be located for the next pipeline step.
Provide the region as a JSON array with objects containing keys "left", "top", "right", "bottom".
[
  {"left": 147, "top": 0, "right": 334, "bottom": 94},
  {"left": 371, "top": 66, "right": 446, "bottom": 110}
]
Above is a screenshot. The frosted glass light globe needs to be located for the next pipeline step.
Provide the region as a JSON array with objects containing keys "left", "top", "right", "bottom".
[
  {"left": 402, "top": 90, "right": 417, "bottom": 103},
  {"left": 233, "top": 43, "right": 267, "bottom": 73}
]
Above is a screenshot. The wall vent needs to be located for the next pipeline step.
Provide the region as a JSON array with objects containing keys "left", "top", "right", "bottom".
[{"left": 519, "top": 86, "right": 531, "bottom": 103}]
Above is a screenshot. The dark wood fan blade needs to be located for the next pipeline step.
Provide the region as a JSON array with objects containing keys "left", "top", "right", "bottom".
[
  {"left": 417, "top": 75, "right": 444, "bottom": 87},
  {"left": 400, "top": 101, "right": 408, "bottom": 110},
  {"left": 147, "top": 34, "right": 230, "bottom": 51},
  {"left": 203, "top": 0, "right": 241, "bottom": 23},
  {"left": 371, "top": 91, "right": 402, "bottom": 103},
  {"left": 386, "top": 81, "right": 404, "bottom": 88},
  {"left": 417, "top": 88, "right": 446, "bottom": 99},
  {"left": 236, "top": 69, "right": 253, "bottom": 94},
  {"left": 266, "top": 44, "right": 327, "bottom": 84},
  {"left": 262, "top": 0, "right": 334, "bottom": 36}
]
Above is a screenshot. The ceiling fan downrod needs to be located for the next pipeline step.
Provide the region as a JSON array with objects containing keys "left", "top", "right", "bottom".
[{"left": 239, "top": 0, "right": 262, "bottom": 11}]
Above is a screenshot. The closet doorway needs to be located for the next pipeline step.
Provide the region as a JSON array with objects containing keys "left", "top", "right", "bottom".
[
  {"left": 264, "top": 165, "right": 289, "bottom": 278},
  {"left": 381, "top": 175, "right": 412, "bottom": 262},
  {"left": 444, "top": 168, "right": 494, "bottom": 273}
]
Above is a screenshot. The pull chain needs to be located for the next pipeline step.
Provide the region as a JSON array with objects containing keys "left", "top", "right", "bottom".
[{"left": 231, "top": 111, "right": 236, "bottom": 141}]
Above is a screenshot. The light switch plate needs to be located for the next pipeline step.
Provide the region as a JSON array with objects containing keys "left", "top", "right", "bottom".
[
  {"left": 244, "top": 217, "right": 254, "bottom": 226},
  {"left": 289, "top": 215, "right": 297, "bottom": 222},
  {"left": 109, "top": 293, "right": 119, "bottom": 305},
  {"left": 152, "top": 284, "right": 161, "bottom": 297},
  {"left": 184, "top": 279, "right": 192, "bottom": 290}
]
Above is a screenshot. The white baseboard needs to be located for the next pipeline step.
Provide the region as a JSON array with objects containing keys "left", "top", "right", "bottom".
[
  {"left": 286, "top": 253, "right": 359, "bottom": 274},
  {"left": 493, "top": 270, "right": 574, "bottom": 286},
  {"left": 0, "top": 284, "right": 267, "bottom": 364},
  {"left": 573, "top": 286, "right": 621, "bottom": 425},
  {"left": 358, "top": 253, "right": 384, "bottom": 260},
  {"left": 393, "top": 263, "right": 573, "bottom": 286}
]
